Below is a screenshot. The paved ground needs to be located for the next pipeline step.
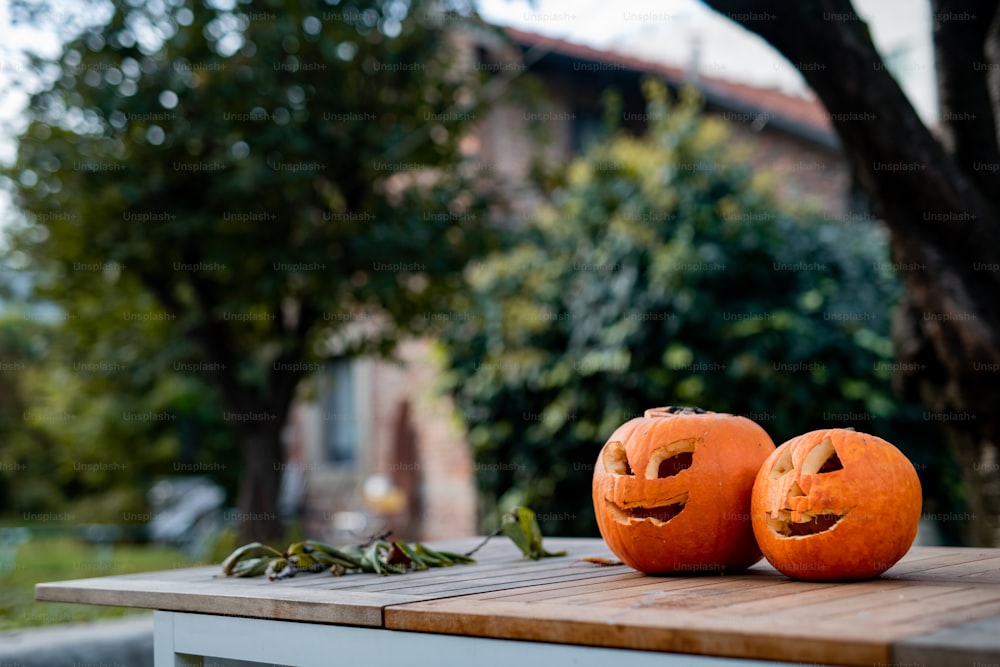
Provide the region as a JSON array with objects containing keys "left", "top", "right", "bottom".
[{"left": 0, "top": 614, "right": 153, "bottom": 667}]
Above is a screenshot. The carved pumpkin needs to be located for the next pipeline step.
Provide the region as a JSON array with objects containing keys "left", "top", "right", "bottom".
[
  {"left": 592, "top": 406, "right": 776, "bottom": 574},
  {"left": 751, "top": 428, "right": 922, "bottom": 581}
]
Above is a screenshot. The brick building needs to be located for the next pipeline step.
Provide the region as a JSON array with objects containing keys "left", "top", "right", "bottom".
[{"left": 284, "top": 27, "right": 854, "bottom": 542}]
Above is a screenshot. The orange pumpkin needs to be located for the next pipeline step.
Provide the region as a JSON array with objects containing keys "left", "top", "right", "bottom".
[
  {"left": 751, "top": 428, "right": 922, "bottom": 581},
  {"left": 592, "top": 406, "right": 775, "bottom": 574}
]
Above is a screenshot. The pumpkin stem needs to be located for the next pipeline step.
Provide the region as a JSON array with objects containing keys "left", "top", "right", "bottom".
[{"left": 645, "top": 406, "right": 707, "bottom": 417}]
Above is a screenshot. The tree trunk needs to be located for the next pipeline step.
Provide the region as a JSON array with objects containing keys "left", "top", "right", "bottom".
[
  {"left": 891, "top": 238, "right": 1000, "bottom": 546},
  {"left": 171, "top": 287, "right": 309, "bottom": 545},
  {"left": 235, "top": 423, "right": 286, "bottom": 544},
  {"left": 701, "top": 0, "right": 1000, "bottom": 544}
]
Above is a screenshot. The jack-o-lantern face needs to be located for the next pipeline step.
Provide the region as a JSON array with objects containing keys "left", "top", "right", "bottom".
[
  {"left": 592, "top": 406, "right": 775, "bottom": 575},
  {"left": 751, "top": 428, "right": 922, "bottom": 581}
]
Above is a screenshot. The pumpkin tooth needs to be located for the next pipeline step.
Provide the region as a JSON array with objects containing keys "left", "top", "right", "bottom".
[
  {"left": 786, "top": 512, "right": 846, "bottom": 537},
  {"left": 788, "top": 497, "right": 810, "bottom": 512},
  {"left": 767, "top": 509, "right": 848, "bottom": 538},
  {"left": 619, "top": 492, "right": 688, "bottom": 510},
  {"left": 605, "top": 493, "right": 689, "bottom": 526},
  {"left": 626, "top": 504, "right": 687, "bottom": 524}
]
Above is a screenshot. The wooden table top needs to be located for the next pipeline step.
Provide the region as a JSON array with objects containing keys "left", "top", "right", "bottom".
[{"left": 35, "top": 537, "right": 1000, "bottom": 666}]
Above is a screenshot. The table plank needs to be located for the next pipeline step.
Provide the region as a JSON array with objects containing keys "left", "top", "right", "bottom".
[
  {"left": 35, "top": 571, "right": 395, "bottom": 626},
  {"left": 895, "top": 614, "right": 1000, "bottom": 666},
  {"left": 34, "top": 537, "right": 595, "bottom": 627},
  {"left": 34, "top": 538, "right": 1000, "bottom": 666},
  {"left": 831, "top": 585, "right": 1000, "bottom": 625},
  {"left": 881, "top": 549, "right": 1000, "bottom": 580},
  {"left": 384, "top": 544, "right": 1000, "bottom": 667},
  {"left": 385, "top": 597, "right": 896, "bottom": 666}
]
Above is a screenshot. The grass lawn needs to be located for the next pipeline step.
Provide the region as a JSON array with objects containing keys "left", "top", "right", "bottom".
[{"left": 0, "top": 537, "right": 198, "bottom": 631}]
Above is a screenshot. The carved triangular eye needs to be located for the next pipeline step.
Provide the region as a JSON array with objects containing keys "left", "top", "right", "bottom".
[
  {"left": 768, "top": 449, "right": 794, "bottom": 480},
  {"left": 817, "top": 453, "right": 844, "bottom": 473},
  {"left": 603, "top": 441, "right": 634, "bottom": 475},
  {"left": 803, "top": 437, "right": 843, "bottom": 474}
]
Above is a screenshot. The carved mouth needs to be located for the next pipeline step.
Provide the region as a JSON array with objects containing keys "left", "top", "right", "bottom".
[
  {"left": 605, "top": 494, "right": 688, "bottom": 526},
  {"left": 767, "top": 510, "right": 847, "bottom": 537}
]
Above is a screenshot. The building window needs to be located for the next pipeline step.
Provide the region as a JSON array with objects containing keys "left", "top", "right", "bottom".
[
  {"left": 571, "top": 109, "right": 605, "bottom": 154},
  {"left": 324, "top": 358, "right": 359, "bottom": 465}
]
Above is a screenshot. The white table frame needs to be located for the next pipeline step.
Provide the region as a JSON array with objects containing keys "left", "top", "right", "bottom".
[{"left": 153, "top": 610, "right": 826, "bottom": 667}]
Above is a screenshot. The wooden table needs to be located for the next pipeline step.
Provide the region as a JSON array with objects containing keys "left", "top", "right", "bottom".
[{"left": 35, "top": 537, "right": 1000, "bottom": 667}]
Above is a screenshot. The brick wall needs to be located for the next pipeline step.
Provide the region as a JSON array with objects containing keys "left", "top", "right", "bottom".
[
  {"left": 371, "top": 339, "right": 477, "bottom": 541},
  {"left": 296, "top": 341, "right": 476, "bottom": 542},
  {"left": 723, "top": 120, "right": 850, "bottom": 216}
]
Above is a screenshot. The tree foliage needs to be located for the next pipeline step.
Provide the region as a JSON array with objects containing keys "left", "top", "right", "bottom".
[
  {"left": 441, "top": 84, "right": 938, "bottom": 537},
  {"left": 0, "top": 314, "right": 63, "bottom": 516},
  {"left": 0, "top": 310, "right": 242, "bottom": 523},
  {"left": 2, "top": 0, "right": 499, "bottom": 540}
]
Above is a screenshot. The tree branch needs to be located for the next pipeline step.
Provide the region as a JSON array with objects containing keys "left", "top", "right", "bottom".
[
  {"left": 985, "top": 5, "right": 1000, "bottom": 149},
  {"left": 706, "top": 0, "right": 1000, "bottom": 290},
  {"left": 931, "top": 0, "right": 1000, "bottom": 194},
  {"left": 701, "top": 0, "right": 1000, "bottom": 277},
  {"left": 702, "top": 0, "right": 1000, "bottom": 402}
]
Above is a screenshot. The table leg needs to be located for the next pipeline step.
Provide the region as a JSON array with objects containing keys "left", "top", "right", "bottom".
[{"left": 154, "top": 610, "right": 204, "bottom": 667}]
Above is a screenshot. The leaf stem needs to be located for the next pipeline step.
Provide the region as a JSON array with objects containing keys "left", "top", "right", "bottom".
[{"left": 464, "top": 527, "right": 503, "bottom": 557}]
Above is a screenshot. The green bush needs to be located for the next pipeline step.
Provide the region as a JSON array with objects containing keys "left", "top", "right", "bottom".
[{"left": 441, "top": 83, "right": 933, "bottom": 536}]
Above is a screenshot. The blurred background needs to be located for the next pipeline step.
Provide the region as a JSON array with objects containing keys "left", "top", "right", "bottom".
[{"left": 0, "top": 0, "right": 995, "bottom": 633}]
